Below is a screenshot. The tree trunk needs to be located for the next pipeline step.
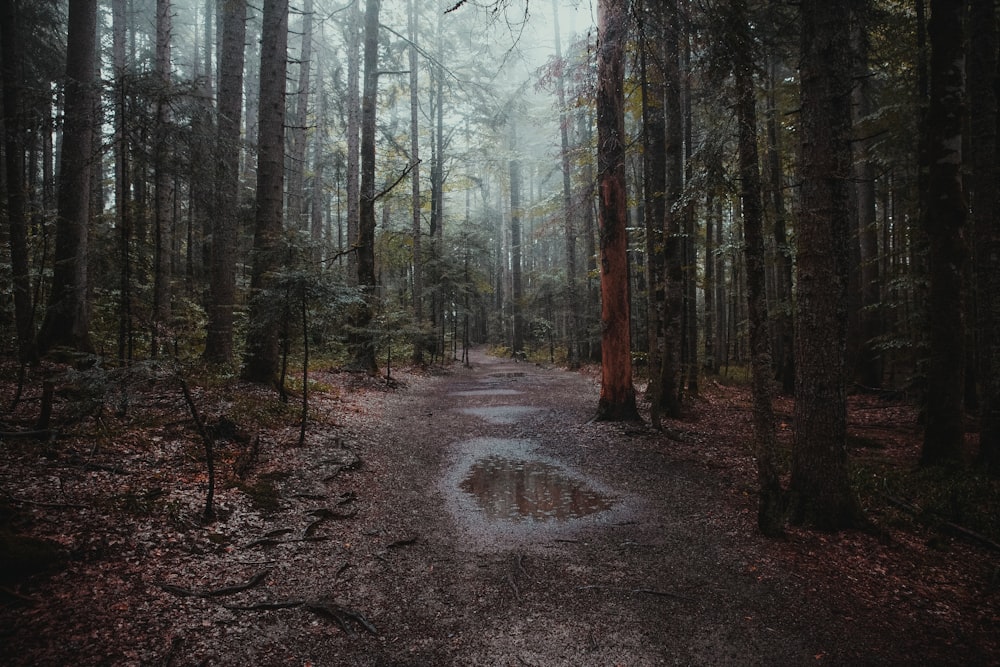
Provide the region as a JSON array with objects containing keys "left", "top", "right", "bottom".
[
  {"left": 639, "top": 0, "right": 666, "bottom": 425},
  {"left": 1, "top": 0, "right": 38, "bottom": 364},
  {"left": 790, "top": 0, "right": 863, "bottom": 530},
  {"left": 595, "top": 0, "right": 639, "bottom": 422},
  {"left": 969, "top": 0, "right": 1000, "bottom": 473},
  {"left": 204, "top": 0, "right": 246, "bottom": 365},
  {"left": 551, "top": 0, "right": 581, "bottom": 368},
  {"left": 731, "top": 0, "right": 783, "bottom": 537},
  {"left": 765, "top": 59, "right": 794, "bottom": 394},
  {"left": 111, "top": 0, "right": 134, "bottom": 361},
  {"left": 152, "top": 0, "right": 174, "bottom": 357},
  {"left": 409, "top": 0, "right": 424, "bottom": 363},
  {"left": 345, "top": 0, "right": 361, "bottom": 283},
  {"left": 510, "top": 153, "right": 524, "bottom": 356},
  {"left": 920, "top": 0, "right": 967, "bottom": 466},
  {"left": 850, "top": 10, "right": 883, "bottom": 389},
  {"left": 287, "top": 0, "right": 313, "bottom": 232},
  {"left": 243, "top": 0, "right": 288, "bottom": 384},
  {"left": 37, "top": 0, "right": 97, "bottom": 355},
  {"left": 347, "top": 0, "right": 380, "bottom": 374},
  {"left": 658, "top": 0, "right": 684, "bottom": 418}
]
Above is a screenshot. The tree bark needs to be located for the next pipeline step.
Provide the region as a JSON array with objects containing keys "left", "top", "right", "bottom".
[
  {"left": 658, "top": 0, "right": 684, "bottom": 418},
  {"left": 790, "top": 0, "right": 864, "bottom": 530},
  {"left": 595, "top": 0, "right": 639, "bottom": 422},
  {"left": 345, "top": 0, "right": 361, "bottom": 283},
  {"left": 731, "top": 0, "right": 783, "bottom": 536},
  {"left": 151, "top": 0, "right": 174, "bottom": 357},
  {"left": 969, "top": 0, "right": 1000, "bottom": 473},
  {"left": 204, "top": 0, "right": 247, "bottom": 365},
  {"left": 510, "top": 152, "right": 524, "bottom": 356},
  {"left": 347, "top": 0, "right": 380, "bottom": 374},
  {"left": 1, "top": 0, "right": 38, "bottom": 364},
  {"left": 639, "top": 0, "right": 666, "bottom": 426},
  {"left": 920, "top": 0, "right": 967, "bottom": 466},
  {"left": 243, "top": 0, "right": 288, "bottom": 384},
  {"left": 851, "top": 12, "right": 882, "bottom": 389},
  {"left": 409, "top": 0, "right": 424, "bottom": 362},
  {"left": 551, "top": 0, "right": 581, "bottom": 368},
  {"left": 287, "top": 0, "right": 313, "bottom": 231},
  {"left": 37, "top": 0, "right": 97, "bottom": 355}
]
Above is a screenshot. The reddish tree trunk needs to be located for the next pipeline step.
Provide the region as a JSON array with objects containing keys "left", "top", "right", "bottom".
[{"left": 595, "top": 0, "right": 639, "bottom": 422}]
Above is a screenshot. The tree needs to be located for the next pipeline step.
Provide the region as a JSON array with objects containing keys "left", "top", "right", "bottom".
[
  {"left": 37, "top": 0, "right": 97, "bottom": 355},
  {"left": 969, "top": 0, "right": 1000, "bottom": 473},
  {"left": 151, "top": 0, "right": 174, "bottom": 356},
  {"left": 408, "top": 0, "right": 425, "bottom": 362},
  {"left": 789, "top": 0, "right": 863, "bottom": 530},
  {"left": 346, "top": 0, "right": 381, "bottom": 374},
  {"left": 510, "top": 152, "right": 525, "bottom": 356},
  {"left": 243, "top": 0, "right": 289, "bottom": 384},
  {"left": 638, "top": 0, "right": 667, "bottom": 426},
  {"left": 920, "top": 0, "right": 967, "bottom": 466},
  {"left": 729, "top": 0, "right": 783, "bottom": 536},
  {"left": 551, "top": 0, "right": 581, "bottom": 368},
  {"left": 1, "top": 0, "right": 38, "bottom": 364},
  {"left": 657, "top": 0, "right": 684, "bottom": 419},
  {"left": 287, "top": 0, "right": 314, "bottom": 231},
  {"left": 204, "top": 0, "right": 247, "bottom": 365},
  {"left": 595, "top": 0, "right": 639, "bottom": 421}
]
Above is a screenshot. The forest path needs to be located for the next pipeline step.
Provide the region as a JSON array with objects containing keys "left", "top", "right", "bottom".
[{"left": 331, "top": 348, "right": 895, "bottom": 666}]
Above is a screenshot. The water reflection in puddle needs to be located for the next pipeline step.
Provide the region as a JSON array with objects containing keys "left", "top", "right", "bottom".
[
  {"left": 450, "top": 389, "right": 522, "bottom": 397},
  {"left": 458, "top": 406, "right": 541, "bottom": 424},
  {"left": 459, "top": 456, "right": 613, "bottom": 521}
]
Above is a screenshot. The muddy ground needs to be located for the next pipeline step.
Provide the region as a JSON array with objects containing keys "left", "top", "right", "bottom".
[{"left": 1, "top": 349, "right": 997, "bottom": 665}]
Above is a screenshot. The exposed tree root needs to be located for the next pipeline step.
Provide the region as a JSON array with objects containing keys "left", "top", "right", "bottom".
[
  {"left": 225, "top": 598, "right": 378, "bottom": 637},
  {"left": 155, "top": 569, "right": 271, "bottom": 598}
]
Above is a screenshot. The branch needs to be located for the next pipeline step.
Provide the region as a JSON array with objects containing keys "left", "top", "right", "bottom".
[{"left": 372, "top": 161, "right": 420, "bottom": 202}]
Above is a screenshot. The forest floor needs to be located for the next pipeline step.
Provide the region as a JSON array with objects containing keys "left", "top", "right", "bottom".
[{"left": 1, "top": 348, "right": 998, "bottom": 665}]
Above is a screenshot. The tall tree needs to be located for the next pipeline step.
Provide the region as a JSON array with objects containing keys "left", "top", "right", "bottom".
[
  {"left": 409, "top": 0, "right": 425, "bottom": 362},
  {"left": 790, "top": 0, "right": 863, "bottom": 529},
  {"left": 639, "top": 0, "right": 667, "bottom": 426},
  {"left": 243, "top": 0, "right": 289, "bottom": 383},
  {"left": 595, "top": 0, "right": 639, "bottom": 421},
  {"left": 37, "top": 0, "right": 97, "bottom": 354},
  {"left": 657, "top": 0, "right": 684, "bottom": 419},
  {"left": 851, "top": 7, "right": 882, "bottom": 388},
  {"left": 730, "top": 0, "right": 783, "bottom": 536},
  {"left": 920, "top": 0, "right": 967, "bottom": 465},
  {"left": 151, "top": 0, "right": 174, "bottom": 356},
  {"left": 347, "top": 0, "right": 381, "bottom": 374},
  {"left": 510, "top": 152, "right": 525, "bottom": 356},
  {"left": 111, "top": 0, "right": 134, "bottom": 361},
  {"left": 287, "top": 0, "right": 314, "bottom": 230},
  {"left": 204, "top": 0, "right": 247, "bottom": 365},
  {"left": 551, "top": 0, "right": 581, "bottom": 368},
  {"left": 345, "top": 0, "right": 361, "bottom": 283},
  {"left": 1, "top": 0, "right": 38, "bottom": 364},
  {"left": 969, "top": 0, "right": 1000, "bottom": 472}
]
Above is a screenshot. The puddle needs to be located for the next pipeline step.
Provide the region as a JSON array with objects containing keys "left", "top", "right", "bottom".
[
  {"left": 450, "top": 389, "right": 522, "bottom": 397},
  {"left": 458, "top": 406, "right": 541, "bottom": 424},
  {"left": 459, "top": 455, "right": 613, "bottom": 521}
]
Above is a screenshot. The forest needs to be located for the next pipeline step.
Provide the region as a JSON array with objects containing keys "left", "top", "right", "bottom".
[{"left": 1, "top": 0, "right": 999, "bottom": 663}]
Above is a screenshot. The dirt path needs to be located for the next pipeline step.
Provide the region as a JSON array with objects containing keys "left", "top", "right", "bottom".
[
  {"left": 301, "top": 349, "right": 905, "bottom": 666},
  {"left": 3, "top": 349, "right": 976, "bottom": 665}
]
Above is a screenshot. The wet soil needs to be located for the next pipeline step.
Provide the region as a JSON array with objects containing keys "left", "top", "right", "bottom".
[{"left": 1, "top": 348, "right": 996, "bottom": 665}]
